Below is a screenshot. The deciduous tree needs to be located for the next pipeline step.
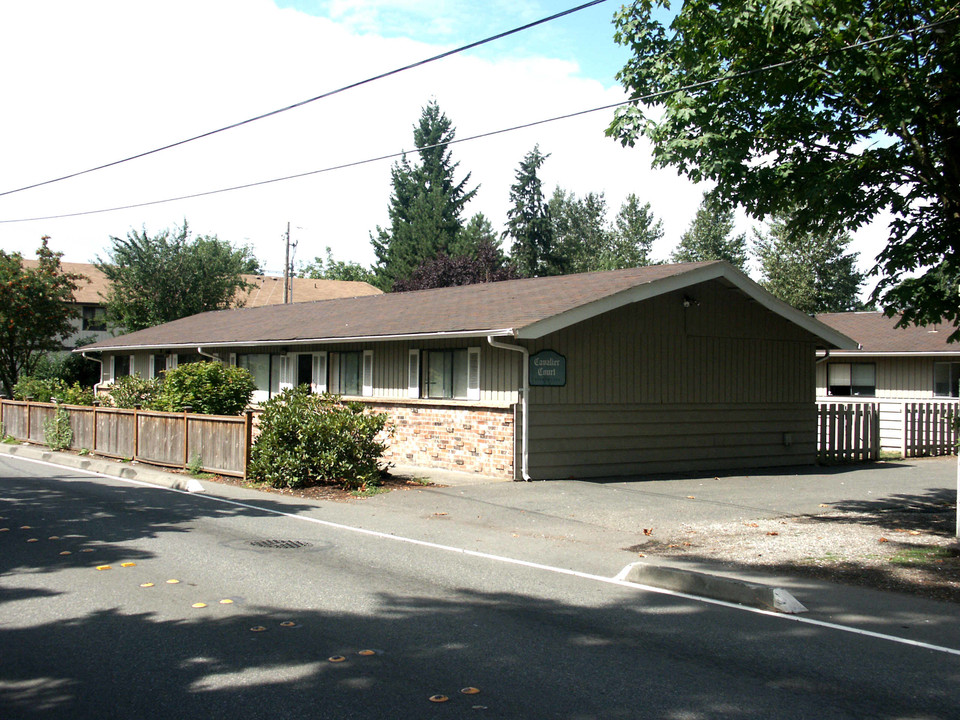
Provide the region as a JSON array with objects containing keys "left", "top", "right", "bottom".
[
  {"left": 0, "top": 238, "right": 82, "bottom": 397},
  {"left": 97, "top": 222, "right": 259, "bottom": 332},
  {"left": 607, "top": 0, "right": 960, "bottom": 339}
]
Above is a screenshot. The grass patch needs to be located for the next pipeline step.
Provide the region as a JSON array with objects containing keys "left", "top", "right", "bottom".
[
  {"left": 2, "top": 436, "right": 19, "bottom": 444},
  {"left": 351, "top": 485, "right": 391, "bottom": 498},
  {"left": 889, "top": 546, "right": 959, "bottom": 566}
]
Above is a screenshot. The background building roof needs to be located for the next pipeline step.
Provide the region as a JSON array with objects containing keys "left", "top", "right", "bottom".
[{"left": 816, "top": 311, "right": 958, "bottom": 354}]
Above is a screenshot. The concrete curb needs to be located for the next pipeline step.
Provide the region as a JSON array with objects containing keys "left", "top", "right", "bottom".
[
  {"left": 0, "top": 443, "right": 203, "bottom": 492},
  {"left": 617, "top": 561, "right": 808, "bottom": 614}
]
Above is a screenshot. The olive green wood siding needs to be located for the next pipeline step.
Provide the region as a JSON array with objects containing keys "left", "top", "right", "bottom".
[{"left": 524, "top": 283, "right": 818, "bottom": 478}]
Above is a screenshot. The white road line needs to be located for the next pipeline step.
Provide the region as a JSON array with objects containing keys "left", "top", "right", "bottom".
[{"left": 9, "top": 454, "right": 960, "bottom": 658}]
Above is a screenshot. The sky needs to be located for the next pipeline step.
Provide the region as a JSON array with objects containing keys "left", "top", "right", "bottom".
[{"left": 0, "top": 0, "right": 889, "bottom": 287}]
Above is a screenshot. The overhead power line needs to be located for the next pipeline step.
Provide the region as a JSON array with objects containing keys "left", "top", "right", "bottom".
[
  {"left": 2, "top": 13, "right": 956, "bottom": 226},
  {"left": 0, "top": 0, "right": 608, "bottom": 199}
]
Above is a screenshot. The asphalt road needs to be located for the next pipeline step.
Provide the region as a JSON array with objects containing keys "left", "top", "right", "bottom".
[{"left": 2, "top": 455, "right": 959, "bottom": 719}]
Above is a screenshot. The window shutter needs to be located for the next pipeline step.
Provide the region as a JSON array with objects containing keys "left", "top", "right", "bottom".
[
  {"left": 329, "top": 353, "right": 340, "bottom": 394},
  {"left": 467, "top": 347, "right": 481, "bottom": 401},
  {"left": 362, "top": 350, "right": 374, "bottom": 397},
  {"left": 228, "top": 353, "right": 237, "bottom": 367},
  {"left": 407, "top": 349, "right": 420, "bottom": 399},
  {"left": 166, "top": 354, "right": 178, "bottom": 371},
  {"left": 313, "top": 352, "right": 327, "bottom": 394},
  {"left": 279, "top": 355, "right": 293, "bottom": 392}
]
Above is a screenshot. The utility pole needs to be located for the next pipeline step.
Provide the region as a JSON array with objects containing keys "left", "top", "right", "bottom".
[{"left": 283, "top": 222, "right": 291, "bottom": 304}]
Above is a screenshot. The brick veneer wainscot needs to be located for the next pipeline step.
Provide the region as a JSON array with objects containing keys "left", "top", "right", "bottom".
[{"left": 364, "top": 401, "right": 515, "bottom": 479}]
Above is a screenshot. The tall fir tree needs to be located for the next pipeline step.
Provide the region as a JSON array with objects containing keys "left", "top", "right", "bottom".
[
  {"left": 371, "top": 101, "right": 477, "bottom": 289},
  {"left": 503, "top": 145, "right": 557, "bottom": 278},
  {"left": 671, "top": 191, "right": 748, "bottom": 270},
  {"left": 549, "top": 189, "right": 610, "bottom": 274},
  {"left": 754, "top": 211, "right": 866, "bottom": 314},
  {"left": 606, "top": 194, "right": 663, "bottom": 268}
]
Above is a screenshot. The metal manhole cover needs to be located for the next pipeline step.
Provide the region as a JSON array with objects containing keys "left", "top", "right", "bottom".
[{"left": 249, "top": 539, "right": 312, "bottom": 549}]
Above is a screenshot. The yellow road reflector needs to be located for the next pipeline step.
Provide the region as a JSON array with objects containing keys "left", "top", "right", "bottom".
[
  {"left": 59, "top": 551, "right": 72, "bottom": 556},
  {"left": 27, "top": 538, "right": 39, "bottom": 543},
  {"left": 280, "top": 621, "right": 296, "bottom": 628},
  {"left": 429, "top": 695, "right": 449, "bottom": 703},
  {"left": 460, "top": 687, "right": 480, "bottom": 695},
  {"left": 327, "top": 656, "right": 346, "bottom": 663},
  {"left": 80, "top": 549, "right": 94, "bottom": 553},
  {"left": 140, "top": 583, "right": 155, "bottom": 588},
  {"left": 48, "top": 536, "right": 60, "bottom": 540},
  {"left": 166, "top": 579, "right": 180, "bottom": 584},
  {"left": 120, "top": 563, "right": 136, "bottom": 568},
  {"left": 20, "top": 525, "right": 31, "bottom": 529},
  {"left": 358, "top": 650, "right": 376, "bottom": 656},
  {"left": 192, "top": 603, "right": 208, "bottom": 608},
  {"left": 219, "top": 599, "right": 234, "bottom": 605},
  {"left": 96, "top": 565, "right": 112, "bottom": 571},
  {"left": 0, "top": 528, "right": 9, "bottom": 532},
  {"left": 250, "top": 626, "right": 267, "bottom": 632}
]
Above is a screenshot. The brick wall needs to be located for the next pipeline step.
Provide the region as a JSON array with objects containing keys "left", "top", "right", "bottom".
[{"left": 363, "top": 400, "right": 516, "bottom": 479}]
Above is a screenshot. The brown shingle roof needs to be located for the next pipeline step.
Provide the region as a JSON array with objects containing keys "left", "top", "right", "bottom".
[
  {"left": 816, "top": 312, "right": 958, "bottom": 354},
  {"left": 82, "top": 262, "right": 856, "bottom": 351},
  {"left": 238, "top": 275, "right": 381, "bottom": 307},
  {"left": 19, "top": 260, "right": 380, "bottom": 307}
]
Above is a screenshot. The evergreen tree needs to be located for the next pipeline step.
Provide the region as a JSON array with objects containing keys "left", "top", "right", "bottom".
[
  {"left": 452, "top": 213, "right": 502, "bottom": 259},
  {"left": 371, "top": 101, "right": 478, "bottom": 289},
  {"left": 503, "top": 145, "right": 556, "bottom": 278},
  {"left": 754, "top": 211, "right": 866, "bottom": 314},
  {"left": 671, "top": 192, "right": 748, "bottom": 270},
  {"left": 549, "top": 189, "right": 610, "bottom": 274},
  {"left": 606, "top": 194, "right": 663, "bottom": 268}
]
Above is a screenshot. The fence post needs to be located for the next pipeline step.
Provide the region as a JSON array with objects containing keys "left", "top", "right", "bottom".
[
  {"left": 243, "top": 409, "right": 253, "bottom": 480},
  {"left": 182, "top": 406, "right": 192, "bottom": 470},
  {"left": 871, "top": 404, "right": 880, "bottom": 461},
  {"left": 26, "top": 398, "right": 33, "bottom": 443},
  {"left": 133, "top": 405, "right": 141, "bottom": 462}
]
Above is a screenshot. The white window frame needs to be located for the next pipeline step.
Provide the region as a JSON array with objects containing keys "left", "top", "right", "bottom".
[
  {"left": 408, "top": 349, "right": 420, "bottom": 399},
  {"left": 111, "top": 354, "right": 134, "bottom": 383},
  {"left": 278, "top": 355, "right": 293, "bottom": 393},
  {"left": 467, "top": 346, "right": 481, "bottom": 401}
]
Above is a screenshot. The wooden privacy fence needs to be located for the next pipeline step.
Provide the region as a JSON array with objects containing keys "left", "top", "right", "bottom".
[
  {"left": 817, "top": 402, "right": 880, "bottom": 463},
  {"left": 0, "top": 399, "right": 253, "bottom": 478},
  {"left": 817, "top": 401, "right": 958, "bottom": 462},
  {"left": 901, "top": 401, "right": 959, "bottom": 458}
]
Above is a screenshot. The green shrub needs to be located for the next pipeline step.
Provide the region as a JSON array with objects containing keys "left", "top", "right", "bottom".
[
  {"left": 154, "top": 362, "right": 255, "bottom": 415},
  {"left": 13, "top": 376, "right": 95, "bottom": 406},
  {"left": 249, "top": 387, "right": 391, "bottom": 490},
  {"left": 43, "top": 406, "right": 73, "bottom": 451},
  {"left": 107, "top": 375, "right": 163, "bottom": 409}
]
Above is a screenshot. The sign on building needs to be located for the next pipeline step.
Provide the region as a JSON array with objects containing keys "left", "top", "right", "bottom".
[{"left": 529, "top": 350, "right": 566, "bottom": 387}]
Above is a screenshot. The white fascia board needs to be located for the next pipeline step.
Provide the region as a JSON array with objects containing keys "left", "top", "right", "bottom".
[
  {"left": 70, "top": 328, "right": 516, "bottom": 354},
  {"left": 822, "top": 350, "right": 960, "bottom": 358},
  {"left": 515, "top": 262, "right": 859, "bottom": 350}
]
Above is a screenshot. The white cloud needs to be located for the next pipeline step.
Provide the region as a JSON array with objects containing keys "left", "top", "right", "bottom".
[{"left": 0, "top": 0, "right": 889, "bottom": 290}]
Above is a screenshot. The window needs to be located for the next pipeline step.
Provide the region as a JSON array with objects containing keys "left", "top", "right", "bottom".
[
  {"left": 934, "top": 362, "right": 960, "bottom": 397},
  {"left": 424, "top": 348, "right": 480, "bottom": 400},
  {"left": 176, "top": 352, "right": 203, "bottom": 366},
  {"left": 82, "top": 305, "right": 107, "bottom": 332},
  {"left": 296, "top": 353, "right": 313, "bottom": 388},
  {"left": 330, "top": 351, "right": 362, "bottom": 396},
  {"left": 237, "top": 354, "right": 271, "bottom": 403},
  {"left": 827, "top": 362, "right": 876, "bottom": 396},
  {"left": 113, "top": 355, "right": 131, "bottom": 379},
  {"left": 150, "top": 354, "right": 166, "bottom": 379}
]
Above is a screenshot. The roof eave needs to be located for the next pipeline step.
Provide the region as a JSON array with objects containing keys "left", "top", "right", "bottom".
[{"left": 72, "top": 328, "right": 517, "bottom": 353}]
